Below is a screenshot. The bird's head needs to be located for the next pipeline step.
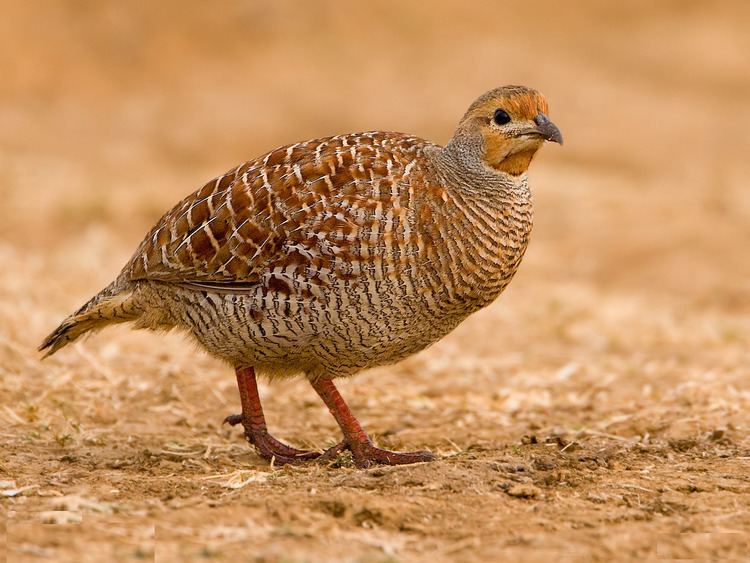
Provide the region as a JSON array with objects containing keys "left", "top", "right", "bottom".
[{"left": 451, "top": 85, "right": 562, "bottom": 176}]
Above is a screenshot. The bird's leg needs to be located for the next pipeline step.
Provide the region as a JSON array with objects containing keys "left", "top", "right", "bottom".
[
  {"left": 224, "top": 367, "right": 320, "bottom": 464},
  {"left": 310, "top": 377, "right": 436, "bottom": 468}
]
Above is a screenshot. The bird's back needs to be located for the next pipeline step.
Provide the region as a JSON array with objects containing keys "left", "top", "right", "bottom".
[{"left": 129, "top": 132, "right": 433, "bottom": 294}]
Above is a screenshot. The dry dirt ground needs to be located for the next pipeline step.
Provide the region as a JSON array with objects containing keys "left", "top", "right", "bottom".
[{"left": 1, "top": 2, "right": 749, "bottom": 561}]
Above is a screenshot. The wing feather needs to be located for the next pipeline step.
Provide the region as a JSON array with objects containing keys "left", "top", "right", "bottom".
[{"left": 127, "top": 132, "right": 429, "bottom": 291}]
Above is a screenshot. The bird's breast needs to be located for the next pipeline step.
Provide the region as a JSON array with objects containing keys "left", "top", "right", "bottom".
[{"left": 414, "top": 185, "right": 534, "bottom": 312}]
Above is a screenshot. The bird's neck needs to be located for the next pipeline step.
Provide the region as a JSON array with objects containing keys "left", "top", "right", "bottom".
[
  {"left": 421, "top": 142, "right": 534, "bottom": 311},
  {"left": 425, "top": 141, "right": 531, "bottom": 203}
]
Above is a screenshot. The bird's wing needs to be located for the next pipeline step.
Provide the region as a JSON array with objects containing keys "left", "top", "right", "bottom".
[{"left": 127, "top": 132, "right": 429, "bottom": 291}]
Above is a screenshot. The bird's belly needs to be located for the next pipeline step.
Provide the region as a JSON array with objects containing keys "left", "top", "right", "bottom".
[{"left": 150, "top": 279, "right": 466, "bottom": 378}]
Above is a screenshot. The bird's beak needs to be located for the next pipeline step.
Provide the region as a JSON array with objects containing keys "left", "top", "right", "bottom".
[{"left": 533, "top": 113, "right": 563, "bottom": 145}]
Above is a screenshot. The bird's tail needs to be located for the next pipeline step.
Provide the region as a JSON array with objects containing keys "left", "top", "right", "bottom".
[{"left": 39, "top": 281, "right": 140, "bottom": 358}]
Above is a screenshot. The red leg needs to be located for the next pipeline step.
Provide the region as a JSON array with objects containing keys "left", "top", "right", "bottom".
[
  {"left": 224, "top": 367, "right": 319, "bottom": 464},
  {"left": 310, "top": 377, "right": 436, "bottom": 468}
]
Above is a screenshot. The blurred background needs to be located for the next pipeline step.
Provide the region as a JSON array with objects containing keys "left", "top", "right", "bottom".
[
  {"left": 2, "top": 1, "right": 748, "bottom": 312},
  {"left": 2, "top": 0, "right": 749, "bottom": 303},
  {"left": 1, "top": 1, "right": 749, "bottom": 560}
]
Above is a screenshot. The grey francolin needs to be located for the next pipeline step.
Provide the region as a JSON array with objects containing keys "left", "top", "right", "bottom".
[{"left": 41, "top": 85, "right": 562, "bottom": 467}]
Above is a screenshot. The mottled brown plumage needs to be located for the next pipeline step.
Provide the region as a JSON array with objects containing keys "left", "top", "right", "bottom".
[{"left": 40, "top": 85, "right": 562, "bottom": 467}]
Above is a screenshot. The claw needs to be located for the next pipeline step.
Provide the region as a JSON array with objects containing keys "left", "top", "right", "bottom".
[
  {"left": 310, "top": 377, "right": 436, "bottom": 468},
  {"left": 320, "top": 440, "right": 348, "bottom": 462},
  {"left": 223, "top": 413, "right": 243, "bottom": 426},
  {"left": 320, "top": 438, "right": 435, "bottom": 468},
  {"left": 226, "top": 368, "right": 321, "bottom": 465},
  {"left": 224, "top": 411, "right": 320, "bottom": 464}
]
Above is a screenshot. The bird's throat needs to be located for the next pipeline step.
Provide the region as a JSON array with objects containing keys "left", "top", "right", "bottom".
[{"left": 488, "top": 148, "right": 538, "bottom": 176}]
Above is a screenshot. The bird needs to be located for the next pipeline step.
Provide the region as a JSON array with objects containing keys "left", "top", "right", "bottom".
[{"left": 40, "top": 85, "right": 562, "bottom": 468}]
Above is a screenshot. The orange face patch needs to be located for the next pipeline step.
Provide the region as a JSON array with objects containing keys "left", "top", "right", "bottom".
[{"left": 486, "top": 147, "right": 539, "bottom": 176}]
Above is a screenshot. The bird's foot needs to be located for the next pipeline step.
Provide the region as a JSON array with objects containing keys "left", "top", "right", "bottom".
[
  {"left": 223, "top": 413, "right": 320, "bottom": 464},
  {"left": 320, "top": 437, "right": 435, "bottom": 468}
]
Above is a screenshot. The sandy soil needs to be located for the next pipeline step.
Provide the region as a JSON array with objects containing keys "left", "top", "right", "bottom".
[{"left": 1, "top": 1, "right": 749, "bottom": 561}]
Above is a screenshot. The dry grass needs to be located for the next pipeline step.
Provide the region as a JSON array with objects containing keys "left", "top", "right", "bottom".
[{"left": 1, "top": 1, "right": 749, "bottom": 561}]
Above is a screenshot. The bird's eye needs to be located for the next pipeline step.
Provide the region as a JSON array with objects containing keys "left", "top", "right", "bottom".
[{"left": 493, "top": 109, "right": 511, "bottom": 126}]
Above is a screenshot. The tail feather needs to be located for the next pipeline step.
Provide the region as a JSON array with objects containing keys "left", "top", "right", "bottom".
[{"left": 39, "top": 287, "right": 138, "bottom": 358}]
